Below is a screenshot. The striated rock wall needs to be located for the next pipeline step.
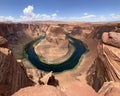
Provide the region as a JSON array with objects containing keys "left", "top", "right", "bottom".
[
  {"left": 0, "top": 37, "right": 34, "bottom": 96},
  {"left": 0, "top": 23, "right": 49, "bottom": 45},
  {"left": 98, "top": 81, "right": 120, "bottom": 96},
  {"left": 0, "top": 48, "right": 34, "bottom": 96},
  {"left": 90, "top": 23, "right": 117, "bottom": 39},
  {"left": 87, "top": 31, "right": 120, "bottom": 92},
  {"left": 35, "top": 26, "right": 69, "bottom": 61}
]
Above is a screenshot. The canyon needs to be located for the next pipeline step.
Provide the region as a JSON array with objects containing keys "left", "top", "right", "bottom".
[{"left": 0, "top": 21, "right": 120, "bottom": 96}]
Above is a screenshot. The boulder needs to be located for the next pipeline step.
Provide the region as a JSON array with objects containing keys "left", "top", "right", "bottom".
[{"left": 102, "top": 32, "right": 120, "bottom": 48}]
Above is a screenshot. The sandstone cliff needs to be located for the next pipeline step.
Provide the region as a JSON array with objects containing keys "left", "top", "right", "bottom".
[
  {"left": 98, "top": 81, "right": 120, "bottom": 96},
  {"left": 87, "top": 31, "right": 120, "bottom": 92},
  {"left": 0, "top": 23, "right": 49, "bottom": 44},
  {"left": 0, "top": 37, "right": 34, "bottom": 96}
]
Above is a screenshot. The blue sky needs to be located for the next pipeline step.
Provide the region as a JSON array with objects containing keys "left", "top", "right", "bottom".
[{"left": 0, "top": 0, "right": 120, "bottom": 22}]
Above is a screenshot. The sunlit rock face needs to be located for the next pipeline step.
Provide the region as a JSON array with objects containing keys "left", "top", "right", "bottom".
[
  {"left": 102, "top": 32, "right": 120, "bottom": 48},
  {"left": 12, "top": 85, "right": 67, "bottom": 96},
  {"left": 64, "top": 81, "right": 98, "bottom": 96},
  {"left": 12, "top": 81, "right": 98, "bottom": 96},
  {"left": 35, "top": 26, "right": 69, "bottom": 61},
  {"left": 98, "top": 81, "right": 120, "bottom": 96},
  {"left": 87, "top": 31, "right": 120, "bottom": 92}
]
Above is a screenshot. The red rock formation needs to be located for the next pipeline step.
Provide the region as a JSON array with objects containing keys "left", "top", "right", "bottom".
[
  {"left": 12, "top": 81, "right": 98, "bottom": 96},
  {"left": 35, "top": 26, "right": 69, "bottom": 61},
  {"left": 98, "top": 81, "right": 120, "bottom": 96},
  {"left": 0, "top": 47, "right": 34, "bottom": 96},
  {"left": 64, "top": 81, "right": 98, "bottom": 96},
  {"left": 0, "top": 36, "right": 8, "bottom": 48},
  {"left": 87, "top": 31, "right": 120, "bottom": 92},
  {"left": 0, "top": 23, "right": 49, "bottom": 45},
  {"left": 0, "top": 37, "right": 34, "bottom": 96},
  {"left": 102, "top": 32, "right": 120, "bottom": 48},
  {"left": 90, "top": 23, "right": 117, "bottom": 39}
]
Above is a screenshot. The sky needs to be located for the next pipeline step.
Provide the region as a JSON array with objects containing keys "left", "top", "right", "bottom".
[{"left": 0, "top": 0, "right": 120, "bottom": 22}]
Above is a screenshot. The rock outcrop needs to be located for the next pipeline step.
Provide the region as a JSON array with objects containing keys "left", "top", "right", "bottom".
[
  {"left": 0, "top": 36, "right": 8, "bottom": 48},
  {"left": 90, "top": 23, "right": 117, "bottom": 39},
  {"left": 12, "top": 81, "right": 98, "bottom": 96},
  {"left": 98, "top": 81, "right": 120, "bottom": 96},
  {"left": 0, "top": 37, "right": 34, "bottom": 96},
  {"left": 0, "top": 23, "right": 49, "bottom": 44},
  {"left": 102, "top": 32, "right": 120, "bottom": 48},
  {"left": 87, "top": 31, "right": 120, "bottom": 92},
  {"left": 35, "top": 26, "right": 69, "bottom": 61}
]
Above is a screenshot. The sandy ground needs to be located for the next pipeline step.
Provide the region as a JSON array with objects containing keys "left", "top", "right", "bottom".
[{"left": 55, "top": 37, "right": 98, "bottom": 89}]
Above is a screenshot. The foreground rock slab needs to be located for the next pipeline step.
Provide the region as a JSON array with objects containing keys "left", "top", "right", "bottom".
[
  {"left": 12, "top": 81, "right": 98, "bottom": 96},
  {"left": 12, "top": 85, "right": 67, "bottom": 96}
]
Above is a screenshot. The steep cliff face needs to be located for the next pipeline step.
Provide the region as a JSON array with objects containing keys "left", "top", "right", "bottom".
[
  {"left": 0, "top": 23, "right": 49, "bottom": 45},
  {"left": 87, "top": 31, "right": 120, "bottom": 92},
  {"left": 90, "top": 23, "right": 117, "bottom": 39},
  {"left": 0, "top": 48, "right": 34, "bottom": 96},
  {"left": 0, "top": 37, "right": 34, "bottom": 96}
]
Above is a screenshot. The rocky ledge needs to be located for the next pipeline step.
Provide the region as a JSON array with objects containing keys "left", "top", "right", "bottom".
[{"left": 12, "top": 81, "right": 98, "bottom": 96}]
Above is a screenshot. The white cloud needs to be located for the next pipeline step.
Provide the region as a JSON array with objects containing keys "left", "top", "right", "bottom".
[
  {"left": 0, "top": 16, "right": 14, "bottom": 21},
  {"left": 80, "top": 14, "right": 96, "bottom": 19},
  {"left": 20, "top": 5, "right": 58, "bottom": 21},
  {"left": 0, "top": 5, "right": 120, "bottom": 22},
  {"left": 51, "top": 13, "right": 57, "bottom": 17},
  {"left": 110, "top": 14, "right": 120, "bottom": 19},
  {"left": 23, "top": 5, "right": 34, "bottom": 16}
]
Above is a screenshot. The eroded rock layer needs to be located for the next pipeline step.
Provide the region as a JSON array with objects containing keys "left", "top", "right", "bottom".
[
  {"left": 0, "top": 37, "right": 34, "bottom": 96},
  {"left": 102, "top": 32, "right": 120, "bottom": 48},
  {"left": 35, "top": 26, "right": 69, "bottom": 61},
  {"left": 87, "top": 31, "right": 120, "bottom": 92},
  {"left": 98, "top": 81, "right": 120, "bottom": 96}
]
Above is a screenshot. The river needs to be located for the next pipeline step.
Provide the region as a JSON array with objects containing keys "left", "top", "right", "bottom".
[{"left": 25, "top": 35, "right": 87, "bottom": 72}]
